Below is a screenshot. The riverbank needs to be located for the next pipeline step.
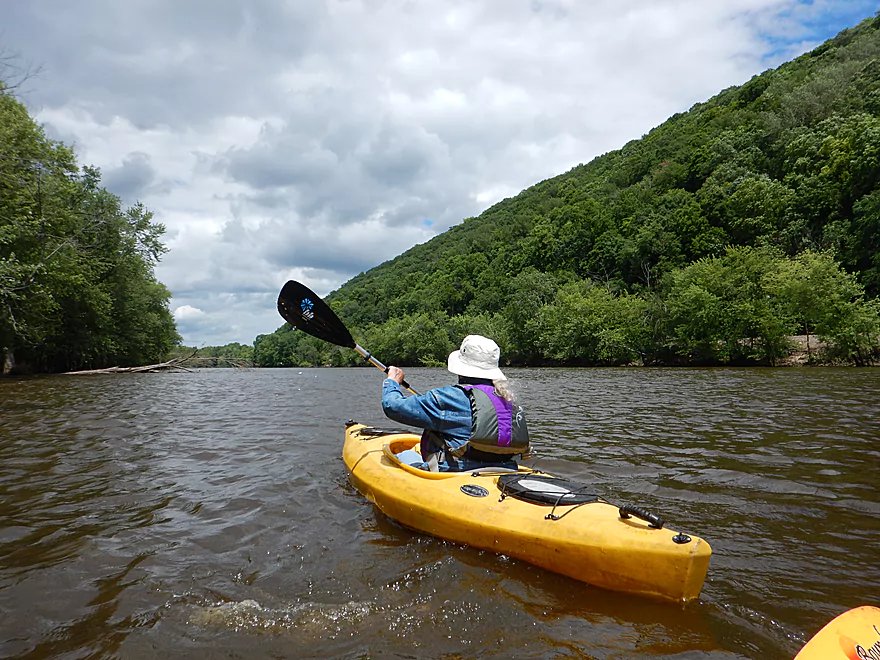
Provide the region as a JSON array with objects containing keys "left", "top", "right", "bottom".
[
  {"left": 780, "top": 335, "right": 828, "bottom": 366},
  {"left": 4, "top": 334, "right": 877, "bottom": 376}
]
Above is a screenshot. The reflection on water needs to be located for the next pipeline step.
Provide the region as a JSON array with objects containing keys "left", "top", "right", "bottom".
[{"left": 1, "top": 367, "right": 878, "bottom": 659}]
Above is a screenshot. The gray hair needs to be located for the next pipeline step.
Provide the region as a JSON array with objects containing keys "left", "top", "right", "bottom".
[{"left": 493, "top": 379, "right": 516, "bottom": 403}]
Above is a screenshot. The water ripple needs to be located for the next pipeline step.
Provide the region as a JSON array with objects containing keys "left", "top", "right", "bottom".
[{"left": 1, "top": 367, "right": 878, "bottom": 659}]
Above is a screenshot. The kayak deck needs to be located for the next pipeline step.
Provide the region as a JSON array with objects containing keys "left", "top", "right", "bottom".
[
  {"left": 793, "top": 605, "right": 880, "bottom": 660},
  {"left": 343, "top": 423, "right": 711, "bottom": 603}
]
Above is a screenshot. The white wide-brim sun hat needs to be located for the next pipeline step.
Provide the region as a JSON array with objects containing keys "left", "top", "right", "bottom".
[{"left": 447, "top": 335, "right": 507, "bottom": 381}]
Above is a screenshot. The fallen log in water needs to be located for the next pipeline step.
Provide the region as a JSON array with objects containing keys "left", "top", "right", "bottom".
[
  {"left": 62, "top": 352, "right": 197, "bottom": 374},
  {"left": 61, "top": 350, "right": 254, "bottom": 375}
]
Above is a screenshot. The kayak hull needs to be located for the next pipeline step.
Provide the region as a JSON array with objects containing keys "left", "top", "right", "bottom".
[
  {"left": 793, "top": 605, "right": 880, "bottom": 660},
  {"left": 343, "top": 423, "right": 711, "bottom": 603}
]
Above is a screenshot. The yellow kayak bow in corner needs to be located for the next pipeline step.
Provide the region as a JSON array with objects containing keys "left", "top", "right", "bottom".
[
  {"left": 793, "top": 605, "right": 880, "bottom": 660},
  {"left": 343, "top": 423, "right": 711, "bottom": 603}
]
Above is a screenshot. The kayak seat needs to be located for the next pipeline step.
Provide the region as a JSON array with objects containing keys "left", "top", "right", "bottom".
[
  {"left": 386, "top": 437, "right": 421, "bottom": 454},
  {"left": 382, "top": 442, "right": 458, "bottom": 480},
  {"left": 394, "top": 448, "right": 425, "bottom": 467}
]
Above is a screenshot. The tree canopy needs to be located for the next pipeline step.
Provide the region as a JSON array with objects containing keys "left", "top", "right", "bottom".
[
  {"left": 256, "top": 14, "right": 880, "bottom": 368},
  {"left": 1, "top": 82, "right": 179, "bottom": 374}
]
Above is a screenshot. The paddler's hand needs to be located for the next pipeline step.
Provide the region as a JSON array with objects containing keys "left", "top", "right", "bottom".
[{"left": 386, "top": 366, "right": 406, "bottom": 384}]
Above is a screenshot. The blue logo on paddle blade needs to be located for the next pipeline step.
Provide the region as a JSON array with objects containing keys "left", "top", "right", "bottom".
[{"left": 301, "top": 298, "right": 315, "bottom": 320}]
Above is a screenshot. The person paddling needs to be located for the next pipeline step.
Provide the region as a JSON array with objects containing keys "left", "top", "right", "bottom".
[{"left": 382, "top": 335, "right": 530, "bottom": 472}]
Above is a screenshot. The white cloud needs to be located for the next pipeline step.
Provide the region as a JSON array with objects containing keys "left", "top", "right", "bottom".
[
  {"left": 173, "top": 305, "right": 206, "bottom": 321},
  {"left": 3, "top": 0, "right": 874, "bottom": 345}
]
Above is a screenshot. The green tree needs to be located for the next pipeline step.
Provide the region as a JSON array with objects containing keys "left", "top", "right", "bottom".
[
  {"left": 1, "top": 85, "right": 179, "bottom": 372},
  {"left": 537, "top": 281, "right": 652, "bottom": 365},
  {"left": 361, "top": 312, "right": 453, "bottom": 366},
  {"left": 664, "top": 247, "right": 795, "bottom": 364},
  {"left": 769, "top": 250, "right": 880, "bottom": 363},
  {"left": 499, "top": 268, "right": 564, "bottom": 362}
]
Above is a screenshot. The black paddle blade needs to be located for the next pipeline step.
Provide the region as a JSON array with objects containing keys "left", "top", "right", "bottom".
[{"left": 277, "top": 280, "right": 356, "bottom": 349}]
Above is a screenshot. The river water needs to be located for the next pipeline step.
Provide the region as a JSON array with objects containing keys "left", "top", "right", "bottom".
[{"left": 0, "top": 367, "right": 877, "bottom": 659}]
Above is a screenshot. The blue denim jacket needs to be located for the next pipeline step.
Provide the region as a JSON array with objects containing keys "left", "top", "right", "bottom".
[{"left": 382, "top": 379, "right": 517, "bottom": 472}]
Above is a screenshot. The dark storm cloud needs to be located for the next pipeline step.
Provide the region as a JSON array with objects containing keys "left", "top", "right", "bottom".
[
  {"left": 218, "top": 212, "right": 432, "bottom": 278},
  {"left": 220, "top": 132, "right": 341, "bottom": 190},
  {"left": 216, "top": 113, "right": 473, "bottom": 233},
  {"left": 264, "top": 235, "right": 377, "bottom": 275},
  {"left": 102, "top": 152, "right": 158, "bottom": 202},
  {"left": 361, "top": 123, "right": 436, "bottom": 187},
  {"left": 3, "top": 0, "right": 321, "bottom": 127}
]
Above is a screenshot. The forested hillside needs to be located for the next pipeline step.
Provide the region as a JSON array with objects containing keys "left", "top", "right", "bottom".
[
  {"left": 256, "top": 15, "right": 880, "bottom": 368},
  {"left": 0, "top": 83, "right": 179, "bottom": 374}
]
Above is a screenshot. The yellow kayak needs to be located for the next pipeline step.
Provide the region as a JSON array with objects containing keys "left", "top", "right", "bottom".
[
  {"left": 343, "top": 423, "right": 711, "bottom": 603},
  {"left": 793, "top": 605, "right": 880, "bottom": 660}
]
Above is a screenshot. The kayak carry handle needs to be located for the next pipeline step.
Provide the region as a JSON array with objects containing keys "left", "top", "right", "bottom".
[{"left": 618, "top": 504, "right": 664, "bottom": 529}]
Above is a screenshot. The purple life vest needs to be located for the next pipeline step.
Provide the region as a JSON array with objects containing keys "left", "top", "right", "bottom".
[{"left": 457, "top": 384, "right": 530, "bottom": 456}]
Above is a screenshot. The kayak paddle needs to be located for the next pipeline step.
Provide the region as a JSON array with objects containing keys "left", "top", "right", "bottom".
[{"left": 276, "top": 280, "right": 418, "bottom": 394}]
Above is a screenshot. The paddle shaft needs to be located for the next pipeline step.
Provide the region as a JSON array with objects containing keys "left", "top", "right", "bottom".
[{"left": 354, "top": 343, "right": 418, "bottom": 395}]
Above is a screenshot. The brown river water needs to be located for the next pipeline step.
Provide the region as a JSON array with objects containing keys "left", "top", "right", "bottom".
[{"left": 0, "top": 367, "right": 878, "bottom": 659}]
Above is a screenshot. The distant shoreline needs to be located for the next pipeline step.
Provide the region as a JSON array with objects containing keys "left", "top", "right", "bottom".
[{"left": 5, "top": 334, "right": 878, "bottom": 376}]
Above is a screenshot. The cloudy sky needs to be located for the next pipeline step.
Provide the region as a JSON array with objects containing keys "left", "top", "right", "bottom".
[{"left": 3, "top": 0, "right": 876, "bottom": 346}]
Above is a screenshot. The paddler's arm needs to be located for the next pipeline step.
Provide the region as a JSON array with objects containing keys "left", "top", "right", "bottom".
[{"left": 382, "top": 366, "right": 436, "bottom": 429}]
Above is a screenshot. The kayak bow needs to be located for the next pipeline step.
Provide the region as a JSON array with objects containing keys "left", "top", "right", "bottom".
[{"left": 793, "top": 605, "right": 880, "bottom": 660}]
